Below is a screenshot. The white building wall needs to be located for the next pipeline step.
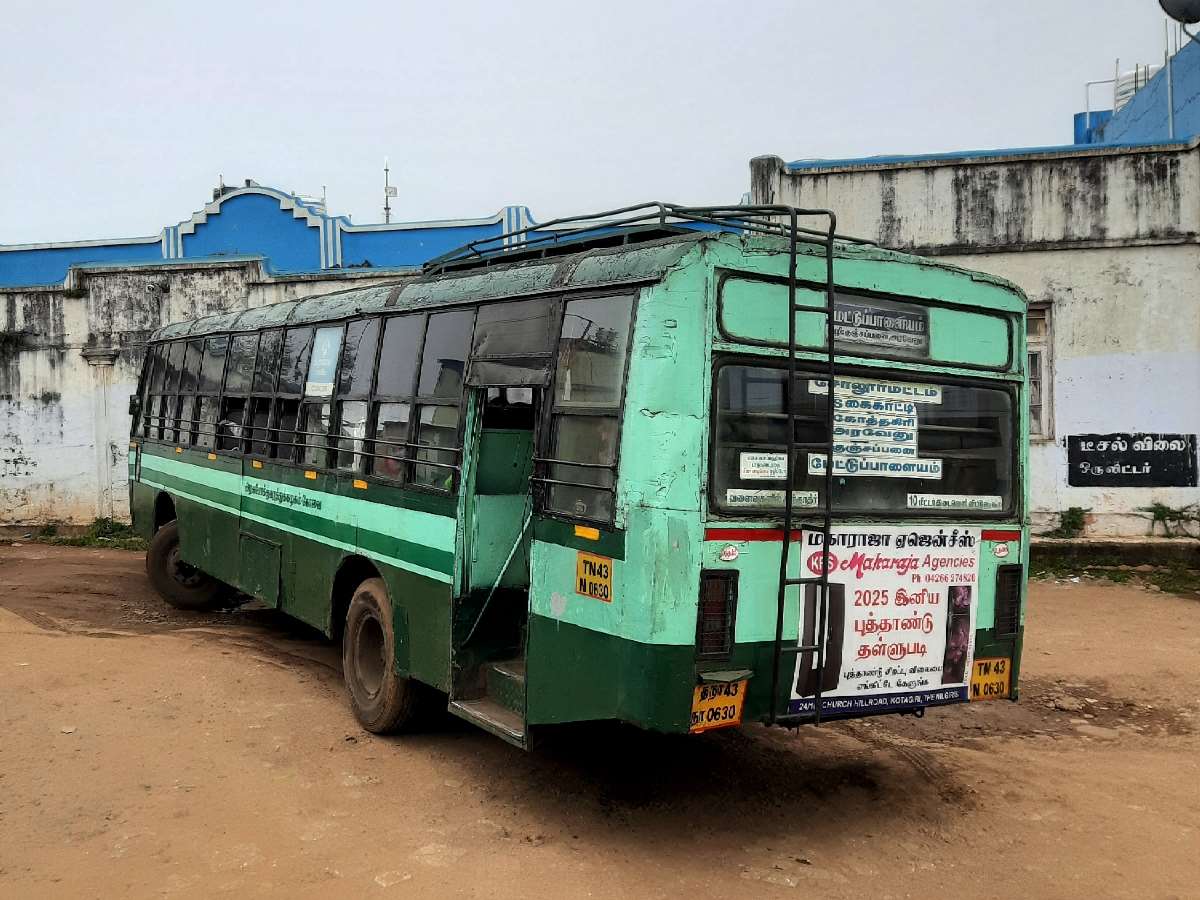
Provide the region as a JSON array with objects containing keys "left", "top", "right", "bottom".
[
  {"left": 950, "top": 244, "right": 1200, "bottom": 535},
  {"left": 752, "top": 142, "right": 1200, "bottom": 536},
  {"left": 0, "top": 260, "right": 407, "bottom": 524}
]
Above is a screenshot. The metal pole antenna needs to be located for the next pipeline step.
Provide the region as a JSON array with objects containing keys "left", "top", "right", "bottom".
[{"left": 383, "top": 157, "right": 392, "bottom": 224}]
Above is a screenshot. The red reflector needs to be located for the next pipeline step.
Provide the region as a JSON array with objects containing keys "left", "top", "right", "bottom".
[{"left": 981, "top": 530, "right": 1021, "bottom": 542}]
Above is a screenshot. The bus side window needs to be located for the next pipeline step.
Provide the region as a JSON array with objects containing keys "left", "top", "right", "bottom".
[
  {"left": 273, "top": 328, "right": 314, "bottom": 460},
  {"left": 161, "top": 340, "right": 186, "bottom": 444},
  {"left": 177, "top": 340, "right": 204, "bottom": 446},
  {"left": 195, "top": 336, "right": 228, "bottom": 449},
  {"left": 544, "top": 294, "right": 634, "bottom": 523},
  {"left": 217, "top": 333, "right": 258, "bottom": 453},
  {"left": 371, "top": 315, "right": 424, "bottom": 482},
  {"left": 248, "top": 329, "right": 283, "bottom": 458},
  {"left": 142, "top": 344, "right": 168, "bottom": 439},
  {"left": 411, "top": 310, "right": 473, "bottom": 490},
  {"left": 335, "top": 319, "right": 380, "bottom": 472},
  {"left": 297, "top": 326, "right": 344, "bottom": 468}
]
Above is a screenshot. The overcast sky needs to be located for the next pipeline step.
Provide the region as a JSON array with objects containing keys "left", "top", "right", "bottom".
[{"left": 0, "top": 0, "right": 1184, "bottom": 244}]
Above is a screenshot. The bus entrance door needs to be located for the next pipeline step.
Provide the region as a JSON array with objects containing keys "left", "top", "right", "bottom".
[{"left": 448, "top": 387, "right": 537, "bottom": 746}]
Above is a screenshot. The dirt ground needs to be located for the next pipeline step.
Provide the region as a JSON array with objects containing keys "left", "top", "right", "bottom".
[{"left": 1, "top": 545, "right": 1197, "bottom": 900}]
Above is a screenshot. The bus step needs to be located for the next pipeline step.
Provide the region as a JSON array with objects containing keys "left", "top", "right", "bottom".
[
  {"left": 486, "top": 658, "right": 526, "bottom": 716},
  {"left": 448, "top": 698, "right": 527, "bottom": 749}
]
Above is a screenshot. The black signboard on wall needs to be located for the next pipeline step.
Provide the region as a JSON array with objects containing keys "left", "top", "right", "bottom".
[{"left": 1066, "top": 433, "right": 1198, "bottom": 487}]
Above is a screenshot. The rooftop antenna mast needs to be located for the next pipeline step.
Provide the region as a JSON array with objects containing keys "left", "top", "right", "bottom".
[{"left": 383, "top": 157, "right": 397, "bottom": 224}]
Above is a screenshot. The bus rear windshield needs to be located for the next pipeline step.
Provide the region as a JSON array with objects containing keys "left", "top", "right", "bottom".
[{"left": 712, "top": 365, "right": 1015, "bottom": 516}]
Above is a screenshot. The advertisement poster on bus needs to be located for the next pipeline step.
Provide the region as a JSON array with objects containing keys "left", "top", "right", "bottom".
[{"left": 789, "top": 525, "right": 981, "bottom": 717}]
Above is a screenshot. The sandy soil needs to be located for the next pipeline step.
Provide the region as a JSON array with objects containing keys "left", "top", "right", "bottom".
[{"left": 1, "top": 544, "right": 1197, "bottom": 899}]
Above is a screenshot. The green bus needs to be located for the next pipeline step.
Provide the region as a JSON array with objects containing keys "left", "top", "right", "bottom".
[{"left": 128, "top": 204, "right": 1028, "bottom": 747}]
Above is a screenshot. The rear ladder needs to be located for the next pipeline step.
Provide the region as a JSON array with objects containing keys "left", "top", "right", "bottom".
[{"left": 765, "top": 208, "right": 839, "bottom": 726}]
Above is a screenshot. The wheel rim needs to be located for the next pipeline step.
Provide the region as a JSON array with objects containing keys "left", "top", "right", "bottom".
[
  {"left": 166, "top": 544, "right": 204, "bottom": 588},
  {"left": 355, "top": 614, "right": 386, "bottom": 698}
]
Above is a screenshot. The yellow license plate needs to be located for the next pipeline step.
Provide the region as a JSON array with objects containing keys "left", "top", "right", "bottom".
[
  {"left": 969, "top": 657, "right": 1011, "bottom": 701},
  {"left": 690, "top": 680, "right": 747, "bottom": 733}
]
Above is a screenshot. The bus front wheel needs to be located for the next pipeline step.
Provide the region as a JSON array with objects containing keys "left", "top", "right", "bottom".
[
  {"left": 343, "top": 578, "right": 427, "bottom": 734},
  {"left": 145, "top": 520, "right": 226, "bottom": 610}
]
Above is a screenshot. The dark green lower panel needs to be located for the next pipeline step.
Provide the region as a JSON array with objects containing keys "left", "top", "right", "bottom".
[
  {"left": 130, "top": 480, "right": 453, "bottom": 692},
  {"left": 526, "top": 615, "right": 1025, "bottom": 734}
]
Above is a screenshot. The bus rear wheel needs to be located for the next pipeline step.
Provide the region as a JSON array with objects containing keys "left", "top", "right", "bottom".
[
  {"left": 343, "top": 577, "right": 428, "bottom": 734},
  {"left": 145, "top": 520, "right": 226, "bottom": 611}
]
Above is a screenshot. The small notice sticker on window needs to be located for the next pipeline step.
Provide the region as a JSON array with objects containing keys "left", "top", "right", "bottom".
[
  {"left": 739, "top": 452, "right": 787, "bottom": 480},
  {"left": 576, "top": 551, "right": 613, "bottom": 603}
]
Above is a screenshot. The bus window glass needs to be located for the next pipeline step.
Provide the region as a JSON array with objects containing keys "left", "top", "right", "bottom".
[
  {"left": 199, "top": 336, "right": 229, "bottom": 394},
  {"left": 412, "top": 405, "right": 461, "bottom": 489},
  {"left": 195, "top": 397, "right": 218, "bottom": 449},
  {"left": 544, "top": 294, "right": 634, "bottom": 522},
  {"left": 418, "top": 310, "right": 473, "bottom": 399},
  {"left": 253, "top": 329, "right": 283, "bottom": 394},
  {"left": 180, "top": 340, "right": 203, "bottom": 393},
  {"left": 553, "top": 295, "right": 633, "bottom": 407},
  {"left": 306, "top": 326, "right": 343, "bottom": 397},
  {"left": 272, "top": 399, "right": 300, "bottom": 460},
  {"left": 147, "top": 345, "right": 168, "bottom": 393},
  {"left": 338, "top": 319, "right": 380, "bottom": 397},
  {"left": 548, "top": 416, "right": 618, "bottom": 521},
  {"left": 712, "top": 365, "right": 1014, "bottom": 515},
  {"left": 160, "top": 395, "right": 176, "bottom": 443},
  {"left": 217, "top": 397, "right": 247, "bottom": 452},
  {"left": 278, "top": 328, "right": 314, "bottom": 395},
  {"left": 468, "top": 297, "right": 556, "bottom": 386},
  {"left": 300, "top": 401, "right": 332, "bottom": 467},
  {"left": 372, "top": 402, "right": 410, "bottom": 479},
  {"left": 248, "top": 397, "right": 273, "bottom": 456},
  {"left": 178, "top": 396, "right": 196, "bottom": 444},
  {"left": 164, "top": 341, "right": 186, "bottom": 394},
  {"left": 225, "top": 334, "right": 258, "bottom": 394},
  {"left": 375, "top": 316, "right": 423, "bottom": 397},
  {"left": 336, "top": 401, "right": 368, "bottom": 471}
]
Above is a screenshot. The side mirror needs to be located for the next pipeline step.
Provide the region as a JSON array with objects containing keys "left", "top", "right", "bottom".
[{"left": 128, "top": 394, "right": 142, "bottom": 417}]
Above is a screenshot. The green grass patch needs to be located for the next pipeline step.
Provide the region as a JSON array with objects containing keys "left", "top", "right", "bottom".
[{"left": 33, "top": 518, "right": 148, "bottom": 552}]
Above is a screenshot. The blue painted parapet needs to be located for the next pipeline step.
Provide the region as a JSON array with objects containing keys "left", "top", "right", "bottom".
[{"left": 0, "top": 184, "right": 543, "bottom": 289}]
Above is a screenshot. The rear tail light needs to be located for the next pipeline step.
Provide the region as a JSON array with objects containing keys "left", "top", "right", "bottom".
[
  {"left": 994, "top": 565, "right": 1022, "bottom": 638},
  {"left": 697, "top": 571, "right": 737, "bottom": 659}
]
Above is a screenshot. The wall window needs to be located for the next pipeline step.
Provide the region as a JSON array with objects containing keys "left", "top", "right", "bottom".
[
  {"left": 543, "top": 294, "right": 635, "bottom": 523},
  {"left": 1027, "top": 305, "right": 1052, "bottom": 439}
]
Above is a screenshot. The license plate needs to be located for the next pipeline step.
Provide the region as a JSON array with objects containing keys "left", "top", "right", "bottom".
[
  {"left": 969, "top": 657, "right": 1011, "bottom": 701},
  {"left": 690, "top": 680, "right": 747, "bottom": 733}
]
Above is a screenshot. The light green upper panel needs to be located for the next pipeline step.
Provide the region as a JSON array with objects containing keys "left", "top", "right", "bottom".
[{"left": 719, "top": 278, "right": 1013, "bottom": 370}]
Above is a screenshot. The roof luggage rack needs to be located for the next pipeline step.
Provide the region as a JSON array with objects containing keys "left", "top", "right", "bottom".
[{"left": 421, "top": 201, "right": 876, "bottom": 276}]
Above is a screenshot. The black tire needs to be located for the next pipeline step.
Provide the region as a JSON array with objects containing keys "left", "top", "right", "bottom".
[
  {"left": 343, "top": 577, "right": 429, "bottom": 734},
  {"left": 145, "top": 520, "right": 225, "bottom": 611}
]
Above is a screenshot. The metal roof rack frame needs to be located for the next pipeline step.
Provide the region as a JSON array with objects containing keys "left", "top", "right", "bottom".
[{"left": 421, "top": 202, "right": 876, "bottom": 276}]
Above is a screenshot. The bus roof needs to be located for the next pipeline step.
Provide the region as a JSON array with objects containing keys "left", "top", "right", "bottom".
[{"left": 151, "top": 229, "right": 1023, "bottom": 342}]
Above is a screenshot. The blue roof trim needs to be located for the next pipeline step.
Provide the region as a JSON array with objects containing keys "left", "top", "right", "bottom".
[{"left": 785, "top": 139, "right": 1191, "bottom": 171}]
